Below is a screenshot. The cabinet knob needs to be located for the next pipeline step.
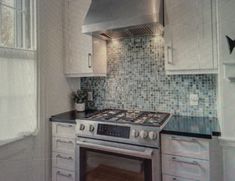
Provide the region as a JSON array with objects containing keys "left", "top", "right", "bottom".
[
  {"left": 140, "top": 130, "right": 148, "bottom": 139},
  {"left": 131, "top": 130, "right": 139, "bottom": 138},
  {"left": 89, "top": 125, "right": 95, "bottom": 132},
  {"left": 80, "top": 124, "right": 85, "bottom": 131},
  {"left": 148, "top": 131, "right": 157, "bottom": 140}
]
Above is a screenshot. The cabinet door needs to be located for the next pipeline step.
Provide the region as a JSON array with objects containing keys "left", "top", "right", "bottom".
[
  {"left": 64, "top": 0, "right": 93, "bottom": 75},
  {"left": 164, "top": 0, "right": 216, "bottom": 73},
  {"left": 92, "top": 37, "right": 107, "bottom": 75}
]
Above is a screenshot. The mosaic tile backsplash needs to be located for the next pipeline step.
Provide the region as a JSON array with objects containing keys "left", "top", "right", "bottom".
[{"left": 81, "top": 36, "right": 217, "bottom": 117}]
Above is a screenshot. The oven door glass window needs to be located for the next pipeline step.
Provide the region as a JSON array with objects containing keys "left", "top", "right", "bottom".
[{"left": 79, "top": 148, "right": 152, "bottom": 181}]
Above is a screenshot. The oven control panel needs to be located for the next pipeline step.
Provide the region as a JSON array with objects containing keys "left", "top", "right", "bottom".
[
  {"left": 76, "top": 120, "right": 160, "bottom": 148},
  {"left": 97, "top": 124, "right": 130, "bottom": 139}
]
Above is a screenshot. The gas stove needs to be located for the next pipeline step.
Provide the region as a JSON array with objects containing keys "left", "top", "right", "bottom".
[
  {"left": 88, "top": 109, "right": 170, "bottom": 126},
  {"left": 76, "top": 109, "right": 171, "bottom": 148}
]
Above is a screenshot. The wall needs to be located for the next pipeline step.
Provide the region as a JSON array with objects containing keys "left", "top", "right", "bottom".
[
  {"left": 81, "top": 36, "right": 217, "bottom": 117},
  {"left": 218, "top": 0, "right": 235, "bottom": 180},
  {"left": 0, "top": 0, "right": 72, "bottom": 181}
]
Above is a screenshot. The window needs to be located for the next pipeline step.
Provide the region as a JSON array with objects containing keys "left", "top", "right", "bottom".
[
  {"left": 0, "top": 0, "right": 37, "bottom": 142},
  {"left": 0, "top": 0, "right": 36, "bottom": 49}
]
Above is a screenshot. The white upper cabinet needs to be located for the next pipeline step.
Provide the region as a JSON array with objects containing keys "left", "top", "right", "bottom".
[
  {"left": 64, "top": 0, "right": 107, "bottom": 77},
  {"left": 164, "top": 0, "right": 218, "bottom": 75}
]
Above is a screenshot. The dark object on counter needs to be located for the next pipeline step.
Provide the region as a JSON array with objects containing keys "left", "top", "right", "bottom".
[
  {"left": 226, "top": 35, "right": 235, "bottom": 54},
  {"left": 161, "top": 115, "right": 221, "bottom": 139}
]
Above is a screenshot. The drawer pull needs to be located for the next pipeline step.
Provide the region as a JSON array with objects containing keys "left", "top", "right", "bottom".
[
  {"left": 56, "top": 171, "right": 72, "bottom": 178},
  {"left": 171, "top": 136, "right": 198, "bottom": 143},
  {"left": 171, "top": 157, "right": 199, "bottom": 166},
  {"left": 57, "top": 124, "right": 73, "bottom": 128},
  {"left": 56, "top": 154, "right": 73, "bottom": 160},
  {"left": 56, "top": 139, "right": 73, "bottom": 144}
]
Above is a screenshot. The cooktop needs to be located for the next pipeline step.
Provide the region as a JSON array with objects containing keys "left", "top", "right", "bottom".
[{"left": 87, "top": 109, "right": 171, "bottom": 127}]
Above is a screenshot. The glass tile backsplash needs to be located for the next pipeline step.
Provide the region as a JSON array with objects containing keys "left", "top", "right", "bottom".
[{"left": 81, "top": 36, "right": 217, "bottom": 117}]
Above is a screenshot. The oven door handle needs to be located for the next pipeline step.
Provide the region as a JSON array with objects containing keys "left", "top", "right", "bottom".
[{"left": 76, "top": 140, "right": 153, "bottom": 159}]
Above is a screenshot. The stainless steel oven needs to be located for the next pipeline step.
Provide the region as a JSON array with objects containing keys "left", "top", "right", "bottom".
[
  {"left": 74, "top": 109, "right": 171, "bottom": 181},
  {"left": 76, "top": 137, "right": 160, "bottom": 181}
]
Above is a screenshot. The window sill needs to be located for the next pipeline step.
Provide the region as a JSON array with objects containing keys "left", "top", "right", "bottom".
[{"left": 0, "top": 129, "right": 39, "bottom": 147}]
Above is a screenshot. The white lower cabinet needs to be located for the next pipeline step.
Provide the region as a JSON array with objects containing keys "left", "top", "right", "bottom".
[
  {"left": 52, "top": 122, "right": 76, "bottom": 181},
  {"left": 161, "top": 134, "right": 222, "bottom": 181},
  {"left": 52, "top": 168, "right": 75, "bottom": 181},
  {"left": 162, "top": 154, "right": 209, "bottom": 180}
]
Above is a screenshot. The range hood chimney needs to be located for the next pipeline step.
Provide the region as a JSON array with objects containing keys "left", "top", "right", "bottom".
[{"left": 82, "top": 0, "right": 164, "bottom": 40}]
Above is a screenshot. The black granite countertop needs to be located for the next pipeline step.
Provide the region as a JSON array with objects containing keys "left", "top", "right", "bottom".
[
  {"left": 50, "top": 110, "right": 98, "bottom": 124},
  {"left": 50, "top": 111, "right": 221, "bottom": 139},
  {"left": 161, "top": 115, "right": 221, "bottom": 139}
]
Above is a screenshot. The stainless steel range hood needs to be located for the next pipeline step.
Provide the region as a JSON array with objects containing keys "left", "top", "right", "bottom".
[{"left": 82, "top": 0, "right": 164, "bottom": 40}]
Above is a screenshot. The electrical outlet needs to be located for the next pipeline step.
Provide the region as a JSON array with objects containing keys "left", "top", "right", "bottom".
[
  {"left": 88, "top": 91, "right": 93, "bottom": 101},
  {"left": 190, "top": 94, "right": 199, "bottom": 106}
]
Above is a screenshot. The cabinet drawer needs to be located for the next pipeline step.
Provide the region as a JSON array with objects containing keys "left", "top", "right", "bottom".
[
  {"left": 162, "top": 154, "right": 209, "bottom": 181},
  {"left": 52, "top": 152, "right": 75, "bottom": 171},
  {"left": 52, "top": 123, "right": 75, "bottom": 138},
  {"left": 52, "top": 168, "right": 75, "bottom": 181},
  {"left": 53, "top": 137, "right": 75, "bottom": 154},
  {"left": 161, "top": 134, "right": 209, "bottom": 160},
  {"left": 163, "top": 174, "right": 197, "bottom": 181}
]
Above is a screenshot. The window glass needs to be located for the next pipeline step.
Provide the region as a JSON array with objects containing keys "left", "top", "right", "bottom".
[{"left": 0, "top": 0, "right": 15, "bottom": 47}]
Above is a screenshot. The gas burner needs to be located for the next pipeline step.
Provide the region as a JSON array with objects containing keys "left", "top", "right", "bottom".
[
  {"left": 88, "top": 109, "right": 123, "bottom": 121},
  {"left": 136, "top": 112, "right": 171, "bottom": 126}
]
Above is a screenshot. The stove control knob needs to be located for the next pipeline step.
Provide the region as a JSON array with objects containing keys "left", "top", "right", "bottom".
[
  {"left": 131, "top": 130, "right": 139, "bottom": 138},
  {"left": 140, "top": 130, "right": 148, "bottom": 139},
  {"left": 149, "top": 131, "right": 157, "bottom": 140},
  {"left": 89, "top": 125, "right": 95, "bottom": 132},
  {"left": 80, "top": 124, "right": 85, "bottom": 131}
]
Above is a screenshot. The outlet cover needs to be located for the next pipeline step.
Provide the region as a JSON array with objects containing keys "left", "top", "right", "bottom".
[
  {"left": 190, "top": 94, "right": 199, "bottom": 106},
  {"left": 88, "top": 91, "right": 93, "bottom": 101}
]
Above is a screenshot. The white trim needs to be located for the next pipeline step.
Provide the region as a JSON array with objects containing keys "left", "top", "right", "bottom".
[{"left": 219, "top": 137, "right": 235, "bottom": 148}]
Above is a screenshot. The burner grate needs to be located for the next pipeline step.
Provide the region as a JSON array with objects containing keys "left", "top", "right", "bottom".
[{"left": 87, "top": 109, "right": 170, "bottom": 127}]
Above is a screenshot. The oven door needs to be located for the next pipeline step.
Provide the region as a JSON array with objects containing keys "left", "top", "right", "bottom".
[{"left": 76, "top": 138, "right": 160, "bottom": 181}]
